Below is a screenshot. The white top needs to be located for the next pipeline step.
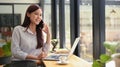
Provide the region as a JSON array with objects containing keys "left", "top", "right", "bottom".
[{"left": 11, "top": 25, "right": 49, "bottom": 61}]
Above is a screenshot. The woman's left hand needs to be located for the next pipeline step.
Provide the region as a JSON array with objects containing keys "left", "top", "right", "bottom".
[
  {"left": 38, "top": 51, "right": 47, "bottom": 59},
  {"left": 42, "top": 23, "right": 50, "bottom": 35}
]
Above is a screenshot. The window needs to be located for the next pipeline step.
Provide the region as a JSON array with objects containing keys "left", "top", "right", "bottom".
[{"left": 80, "top": 0, "right": 93, "bottom": 62}]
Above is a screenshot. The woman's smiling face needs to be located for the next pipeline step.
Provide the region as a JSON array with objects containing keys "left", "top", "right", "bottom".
[{"left": 27, "top": 8, "right": 42, "bottom": 25}]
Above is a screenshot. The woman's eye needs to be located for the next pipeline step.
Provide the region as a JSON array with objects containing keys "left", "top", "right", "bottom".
[
  {"left": 40, "top": 14, "right": 42, "bottom": 16},
  {"left": 34, "top": 13, "right": 38, "bottom": 15}
]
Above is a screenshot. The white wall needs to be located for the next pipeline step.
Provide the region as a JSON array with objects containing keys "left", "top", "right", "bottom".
[{"left": 0, "top": 0, "right": 40, "bottom": 3}]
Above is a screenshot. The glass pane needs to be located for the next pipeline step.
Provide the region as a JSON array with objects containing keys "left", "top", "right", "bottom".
[
  {"left": 105, "top": 1, "right": 120, "bottom": 42},
  {"left": 0, "top": 5, "right": 12, "bottom": 57},
  {"left": 80, "top": 0, "right": 93, "bottom": 62},
  {"left": 65, "top": 1, "right": 70, "bottom": 49},
  {"left": 14, "top": 5, "right": 30, "bottom": 25},
  {"left": 44, "top": 3, "right": 51, "bottom": 28},
  {"left": 45, "top": 0, "right": 51, "bottom": 3}
]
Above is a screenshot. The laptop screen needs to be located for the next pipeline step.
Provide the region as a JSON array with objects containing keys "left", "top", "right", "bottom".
[{"left": 68, "top": 37, "right": 80, "bottom": 57}]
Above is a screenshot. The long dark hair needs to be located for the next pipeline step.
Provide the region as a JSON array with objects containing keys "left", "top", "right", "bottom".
[{"left": 21, "top": 4, "right": 44, "bottom": 49}]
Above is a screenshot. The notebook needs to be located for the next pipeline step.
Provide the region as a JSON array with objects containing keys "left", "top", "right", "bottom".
[{"left": 43, "top": 37, "right": 80, "bottom": 61}]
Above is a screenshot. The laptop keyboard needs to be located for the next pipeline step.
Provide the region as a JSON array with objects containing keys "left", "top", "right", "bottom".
[
  {"left": 44, "top": 54, "right": 68, "bottom": 61},
  {"left": 50, "top": 55, "right": 60, "bottom": 59}
]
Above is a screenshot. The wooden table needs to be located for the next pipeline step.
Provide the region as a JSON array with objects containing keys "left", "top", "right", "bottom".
[
  {"left": 0, "top": 55, "right": 92, "bottom": 67},
  {"left": 43, "top": 55, "right": 92, "bottom": 67}
]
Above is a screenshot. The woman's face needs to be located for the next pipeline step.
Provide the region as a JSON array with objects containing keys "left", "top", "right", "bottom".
[{"left": 27, "top": 8, "right": 42, "bottom": 25}]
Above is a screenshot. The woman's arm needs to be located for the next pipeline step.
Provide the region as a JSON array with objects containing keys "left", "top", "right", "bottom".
[
  {"left": 42, "top": 23, "right": 51, "bottom": 45},
  {"left": 26, "top": 54, "right": 40, "bottom": 60},
  {"left": 42, "top": 23, "right": 51, "bottom": 57},
  {"left": 11, "top": 26, "right": 28, "bottom": 60}
]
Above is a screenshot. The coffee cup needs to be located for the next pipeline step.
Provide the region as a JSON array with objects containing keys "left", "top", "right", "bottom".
[{"left": 59, "top": 55, "right": 67, "bottom": 63}]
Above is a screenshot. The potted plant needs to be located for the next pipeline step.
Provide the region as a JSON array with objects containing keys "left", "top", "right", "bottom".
[
  {"left": 51, "top": 39, "right": 58, "bottom": 52},
  {"left": 0, "top": 41, "right": 12, "bottom": 65},
  {"left": 92, "top": 41, "right": 120, "bottom": 67},
  {"left": 111, "top": 53, "right": 120, "bottom": 67}
]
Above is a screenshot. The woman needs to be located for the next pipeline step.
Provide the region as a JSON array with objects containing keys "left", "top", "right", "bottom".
[{"left": 11, "top": 4, "right": 51, "bottom": 67}]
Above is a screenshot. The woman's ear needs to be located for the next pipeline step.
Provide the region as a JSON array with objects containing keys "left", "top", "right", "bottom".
[{"left": 27, "top": 12, "right": 30, "bottom": 17}]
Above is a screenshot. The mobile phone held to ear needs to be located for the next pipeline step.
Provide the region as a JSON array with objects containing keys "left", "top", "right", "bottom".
[{"left": 37, "top": 20, "right": 44, "bottom": 29}]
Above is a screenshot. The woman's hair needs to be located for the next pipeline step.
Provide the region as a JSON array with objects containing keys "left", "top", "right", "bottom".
[{"left": 21, "top": 4, "right": 44, "bottom": 49}]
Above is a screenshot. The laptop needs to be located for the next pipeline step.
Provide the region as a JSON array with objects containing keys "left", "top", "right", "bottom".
[{"left": 43, "top": 37, "right": 80, "bottom": 61}]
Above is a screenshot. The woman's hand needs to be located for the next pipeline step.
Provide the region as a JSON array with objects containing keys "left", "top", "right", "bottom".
[
  {"left": 42, "top": 23, "right": 50, "bottom": 35},
  {"left": 37, "top": 51, "right": 47, "bottom": 59},
  {"left": 35, "top": 60, "right": 42, "bottom": 65}
]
